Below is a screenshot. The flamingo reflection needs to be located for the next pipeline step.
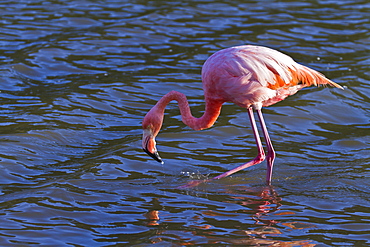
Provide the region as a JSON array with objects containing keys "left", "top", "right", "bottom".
[{"left": 141, "top": 185, "right": 315, "bottom": 245}]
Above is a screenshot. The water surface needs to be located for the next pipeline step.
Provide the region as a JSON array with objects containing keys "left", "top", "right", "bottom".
[{"left": 0, "top": 0, "right": 369, "bottom": 246}]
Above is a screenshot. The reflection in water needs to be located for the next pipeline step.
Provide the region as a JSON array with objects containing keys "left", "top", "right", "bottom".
[
  {"left": 144, "top": 198, "right": 162, "bottom": 226},
  {"left": 140, "top": 185, "right": 317, "bottom": 245},
  {"left": 144, "top": 210, "right": 160, "bottom": 226}
]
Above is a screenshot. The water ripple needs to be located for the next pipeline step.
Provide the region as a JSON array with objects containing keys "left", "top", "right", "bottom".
[{"left": 0, "top": 0, "right": 369, "bottom": 246}]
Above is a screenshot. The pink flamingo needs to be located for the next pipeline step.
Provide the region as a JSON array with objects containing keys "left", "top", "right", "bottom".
[{"left": 142, "top": 45, "right": 343, "bottom": 186}]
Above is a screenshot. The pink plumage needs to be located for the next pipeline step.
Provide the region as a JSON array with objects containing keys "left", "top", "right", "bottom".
[
  {"left": 142, "top": 45, "right": 342, "bottom": 187},
  {"left": 202, "top": 45, "right": 341, "bottom": 108}
]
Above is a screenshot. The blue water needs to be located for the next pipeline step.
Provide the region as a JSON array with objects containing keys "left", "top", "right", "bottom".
[{"left": 0, "top": 0, "right": 369, "bottom": 246}]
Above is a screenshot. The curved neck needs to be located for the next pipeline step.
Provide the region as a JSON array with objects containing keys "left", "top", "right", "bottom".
[{"left": 154, "top": 90, "right": 223, "bottom": 131}]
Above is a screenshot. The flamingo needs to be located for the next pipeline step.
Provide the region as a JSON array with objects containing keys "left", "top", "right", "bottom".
[{"left": 142, "top": 45, "right": 343, "bottom": 186}]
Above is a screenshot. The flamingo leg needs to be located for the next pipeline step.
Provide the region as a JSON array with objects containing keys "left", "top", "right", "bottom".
[
  {"left": 211, "top": 107, "right": 266, "bottom": 180},
  {"left": 256, "top": 109, "right": 276, "bottom": 185},
  {"left": 178, "top": 108, "right": 274, "bottom": 189}
]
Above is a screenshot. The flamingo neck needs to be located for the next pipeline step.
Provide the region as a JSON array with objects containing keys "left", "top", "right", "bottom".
[{"left": 154, "top": 90, "right": 223, "bottom": 131}]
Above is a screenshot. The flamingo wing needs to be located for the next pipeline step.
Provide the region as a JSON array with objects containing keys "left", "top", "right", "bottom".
[{"left": 202, "top": 45, "right": 342, "bottom": 109}]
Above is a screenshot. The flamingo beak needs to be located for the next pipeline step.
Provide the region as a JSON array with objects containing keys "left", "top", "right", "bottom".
[{"left": 142, "top": 129, "right": 163, "bottom": 164}]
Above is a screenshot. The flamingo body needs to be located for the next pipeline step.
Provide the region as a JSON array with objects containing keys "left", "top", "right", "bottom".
[
  {"left": 142, "top": 45, "right": 342, "bottom": 186},
  {"left": 202, "top": 45, "right": 340, "bottom": 109}
]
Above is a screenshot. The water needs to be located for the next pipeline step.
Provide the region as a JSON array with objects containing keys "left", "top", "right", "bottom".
[{"left": 0, "top": 0, "right": 369, "bottom": 246}]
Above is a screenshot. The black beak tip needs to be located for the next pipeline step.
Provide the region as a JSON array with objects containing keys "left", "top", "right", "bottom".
[{"left": 143, "top": 148, "right": 163, "bottom": 164}]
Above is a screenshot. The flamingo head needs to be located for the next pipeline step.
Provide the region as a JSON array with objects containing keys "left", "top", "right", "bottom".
[{"left": 142, "top": 110, "right": 164, "bottom": 164}]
